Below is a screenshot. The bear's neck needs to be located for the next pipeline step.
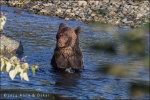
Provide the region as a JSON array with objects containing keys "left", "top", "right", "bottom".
[{"left": 56, "top": 47, "right": 74, "bottom": 57}]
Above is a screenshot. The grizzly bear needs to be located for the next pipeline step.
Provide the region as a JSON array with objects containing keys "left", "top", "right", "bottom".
[{"left": 51, "top": 23, "right": 84, "bottom": 72}]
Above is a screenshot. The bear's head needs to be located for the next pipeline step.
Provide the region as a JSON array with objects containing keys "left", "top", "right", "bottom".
[{"left": 56, "top": 23, "right": 81, "bottom": 48}]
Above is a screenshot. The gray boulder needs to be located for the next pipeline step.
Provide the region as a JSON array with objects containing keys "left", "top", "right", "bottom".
[{"left": 0, "top": 33, "right": 23, "bottom": 55}]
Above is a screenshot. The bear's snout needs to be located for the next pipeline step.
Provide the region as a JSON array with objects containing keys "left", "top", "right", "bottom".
[{"left": 57, "top": 37, "right": 66, "bottom": 47}]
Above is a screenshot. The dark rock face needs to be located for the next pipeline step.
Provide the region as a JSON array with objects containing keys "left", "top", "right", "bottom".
[
  {"left": 0, "top": 33, "right": 24, "bottom": 54},
  {"left": 51, "top": 23, "right": 84, "bottom": 71}
]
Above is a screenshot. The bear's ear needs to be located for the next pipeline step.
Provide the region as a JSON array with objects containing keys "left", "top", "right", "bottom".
[
  {"left": 75, "top": 27, "right": 81, "bottom": 35},
  {"left": 59, "top": 23, "right": 66, "bottom": 30}
]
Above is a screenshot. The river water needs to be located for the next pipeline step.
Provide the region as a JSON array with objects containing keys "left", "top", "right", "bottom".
[{"left": 0, "top": 5, "right": 149, "bottom": 100}]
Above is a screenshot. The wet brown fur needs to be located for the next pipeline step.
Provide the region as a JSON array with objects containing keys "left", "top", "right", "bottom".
[{"left": 51, "top": 23, "right": 84, "bottom": 70}]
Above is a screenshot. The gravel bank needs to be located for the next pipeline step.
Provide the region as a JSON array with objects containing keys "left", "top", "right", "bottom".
[{"left": 1, "top": 0, "right": 150, "bottom": 28}]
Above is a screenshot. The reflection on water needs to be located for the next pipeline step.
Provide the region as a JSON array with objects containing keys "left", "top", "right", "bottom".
[{"left": 0, "top": 5, "right": 149, "bottom": 99}]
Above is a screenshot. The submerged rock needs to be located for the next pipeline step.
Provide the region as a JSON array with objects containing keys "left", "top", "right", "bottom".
[{"left": 0, "top": 33, "right": 24, "bottom": 55}]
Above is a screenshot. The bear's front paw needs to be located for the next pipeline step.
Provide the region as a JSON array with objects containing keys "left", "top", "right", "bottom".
[{"left": 65, "top": 68, "right": 75, "bottom": 73}]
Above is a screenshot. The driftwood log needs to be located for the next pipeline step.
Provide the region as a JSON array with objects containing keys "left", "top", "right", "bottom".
[{"left": 0, "top": 33, "right": 23, "bottom": 54}]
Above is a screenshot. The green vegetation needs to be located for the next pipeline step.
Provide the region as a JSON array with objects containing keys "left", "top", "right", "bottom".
[
  {"left": 91, "top": 24, "right": 149, "bottom": 99},
  {"left": 90, "top": 41, "right": 116, "bottom": 53}
]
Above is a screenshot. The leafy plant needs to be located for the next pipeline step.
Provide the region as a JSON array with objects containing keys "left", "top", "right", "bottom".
[{"left": 0, "top": 55, "right": 39, "bottom": 81}]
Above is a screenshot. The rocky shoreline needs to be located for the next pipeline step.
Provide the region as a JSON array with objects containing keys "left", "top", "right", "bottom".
[{"left": 1, "top": 0, "right": 150, "bottom": 28}]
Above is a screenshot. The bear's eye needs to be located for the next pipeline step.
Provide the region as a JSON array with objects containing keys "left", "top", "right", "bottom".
[
  {"left": 59, "top": 34, "right": 62, "bottom": 37},
  {"left": 57, "top": 34, "right": 62, "bottom": 38},
  {"left": 63, "top": 35, "right": 67, "bottom": 37},
  {"left": 56, "top": 35, "right": 60, "bottom": 39}
]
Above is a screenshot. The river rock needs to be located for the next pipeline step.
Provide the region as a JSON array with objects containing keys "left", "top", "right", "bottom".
[
  {"left": 78, "top": 1, "right": 87, "bottom": 6},
  {"left": 68, "top": 13, "right": 75, "bottom": 17},
  {"left": 88, "top": 1, "right": 99, "bottom": 5},
  {"left": 91, "top": 13, "right": 96, "bottom": 17},
  {"left": 65, "top": 9, "right": 71, "bottom": 13},
  {"left": 122, "top": 18, "right": 128, "bottom": 23},
  {"left": 56, "top": 8, "right": 62, "bottom": 14},
  {"left": 0, "top": 33, "right": 23, "bottom": 54},
  {"left": 99, "top": 5, "right": 109, "bottom": 15},
  {"left": 136, "top": 13, "right": 143, "bottom": 19},
  {"left": 75, "top": 11, "right": 80, "bottom": 15},
  {"left": 102, "top": 0, "right": 110, "bottom": 3},
  {"left": 40, "top": 9, "right": 48, "bottom": 14},
  {"left": 43, "top": 3, "right": 53, "bottom": 7},
  {"left": 87, "top": 8, "right": 92, "bottom": 14},
  {"left": 52, "top": 0, "right": 60, "bottom": 4},
  {"left": 78, "top": 13, "right": 85, "bottom": 18}
]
